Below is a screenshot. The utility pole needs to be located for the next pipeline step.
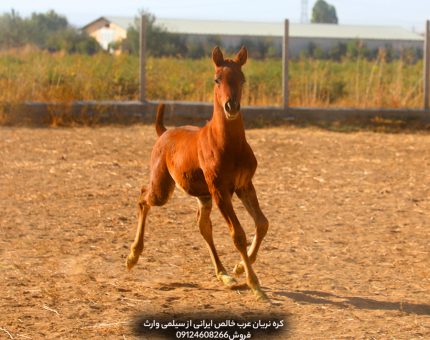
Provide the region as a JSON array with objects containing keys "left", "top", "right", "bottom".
[{"left": 301, "top": 0, "right": 309, "bottom": 24}]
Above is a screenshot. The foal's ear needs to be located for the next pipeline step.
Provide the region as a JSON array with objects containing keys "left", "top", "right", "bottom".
[
  {"left": 234, "top": 46, "right": 247, "bottom": 66},
  {"left": 212, "top": 46, "right": 224, "bottom": 67}
]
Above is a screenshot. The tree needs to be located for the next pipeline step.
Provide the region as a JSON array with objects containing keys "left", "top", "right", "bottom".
[
  {"left": 27, "top": 10, "right": 68, "bottom": 48},
  {"left": 0, "top": 10, "right": 29, "bottom": 48},
  {"left": 311, "top": 0, "right": 338, "bottom": 24},
  {"left": 0, "top": 9, "right": 101, "bottom": 54},
  {"left": 119, "top": 11, "right": 187, "bottom": 56}
]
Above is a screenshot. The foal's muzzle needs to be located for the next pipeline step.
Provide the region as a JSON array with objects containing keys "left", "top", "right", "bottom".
[{"left": 224, "top": 99, "right": 241, "bottom": 120}]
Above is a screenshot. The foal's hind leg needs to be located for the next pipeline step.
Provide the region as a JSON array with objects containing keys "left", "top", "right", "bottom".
[
  {"left": 233, "top": 182, "right": 269, "bottom": 276},
  {"left": 126, "top": 163, "right": 175, "bottom": 270},
  {"left": 196, "top": 196, "right": 237, "bottom": 287},
  {"left": 126, "top": 187, "right": 150, "bottom": 270}
]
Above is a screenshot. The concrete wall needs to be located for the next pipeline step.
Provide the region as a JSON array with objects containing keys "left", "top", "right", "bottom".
[{"left": 3, "top": 101, "right": 430, "bottom": 127}]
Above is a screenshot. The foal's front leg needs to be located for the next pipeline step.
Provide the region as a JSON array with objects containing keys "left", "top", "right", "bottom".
[
  {"left": 196, "top": 196, "right": 237, "bottom": 287},
  {"left": 233, "top": 182, "right": 269, "bottom": 276},
  {"left": 212, "top": 190, "right": 268, "bottom": 301}
]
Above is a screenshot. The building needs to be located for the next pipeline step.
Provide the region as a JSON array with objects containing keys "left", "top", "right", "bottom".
[
  {"left": 82, "top": 16, "right": 132, "bottom": 50},
  {"left": 82, "top": 16, "right": 424, "bottom": 57}
]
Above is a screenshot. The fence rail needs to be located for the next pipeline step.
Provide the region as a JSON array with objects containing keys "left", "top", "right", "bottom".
[{"left": 4, "top": 101, "right": 430, "bottom": 126}]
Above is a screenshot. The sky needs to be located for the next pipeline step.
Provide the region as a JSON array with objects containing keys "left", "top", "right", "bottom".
[{"left": 0, "top": 0, "right": 429, "bottom": 33}]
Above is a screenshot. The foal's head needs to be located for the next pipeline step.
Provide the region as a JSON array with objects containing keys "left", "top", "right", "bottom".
[{"left": 212, "top": 46, "right": 247, "bottom": 121}]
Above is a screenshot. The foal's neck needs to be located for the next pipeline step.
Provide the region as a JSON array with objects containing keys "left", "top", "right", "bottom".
[{"left": 210, "top": 99, "right": 246, "bottom": 149}]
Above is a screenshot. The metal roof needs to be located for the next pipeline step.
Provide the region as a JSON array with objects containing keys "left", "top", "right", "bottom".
[
  {"left": 91, "top": 17, "right": 423, "bottom": 41},
  {"left": 289, "top": 23, "right": 423, "bottom": 41}
]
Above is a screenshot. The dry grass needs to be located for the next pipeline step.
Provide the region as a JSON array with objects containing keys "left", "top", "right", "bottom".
[{"left": 0, "top": 48, "right": 424, "bottom": 109}]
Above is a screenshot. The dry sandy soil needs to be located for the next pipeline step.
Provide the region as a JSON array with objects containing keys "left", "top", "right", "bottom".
[{"left": 1, "top": 125, "right": 430, "bottom": 339}]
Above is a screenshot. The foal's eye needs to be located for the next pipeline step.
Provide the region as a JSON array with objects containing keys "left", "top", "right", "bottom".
[{"left": 214, "top": 78, "right": 221, "bottom": 85}]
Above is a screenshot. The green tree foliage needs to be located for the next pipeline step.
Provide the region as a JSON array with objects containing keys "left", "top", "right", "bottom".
[
  {"left": 27, "top": 10, "right": 68, "bottom": 48},
  {"left": 300, "top": 39, "right": 421, "bottom": 63},
  {"left": 0, "top": 10, "right": 28, "bottom": 48},
  {"left": 120, "top": 11, "right": 187, "bottom": 56},
  {"left": 0, "top": 9, "right": 100, "bottom": 54},
  {"left": 185, "top": 36, "right": 222, "bottom": 59},
  {"left": 239, "top": 37, "right": 279, "bottom": 59},
  {"left": 311, "top": 0, "right": 338, "bottom": 24}
]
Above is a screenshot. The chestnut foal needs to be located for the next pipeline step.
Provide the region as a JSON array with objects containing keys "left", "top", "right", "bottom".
[{"left": 126, "top": 46, "right": 269, "bottom": 300}]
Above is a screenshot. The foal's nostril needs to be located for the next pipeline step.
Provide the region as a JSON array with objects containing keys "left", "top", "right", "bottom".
[
  {"left": 225, "top": 100, "right": 240, "bottom": 114},
  {"left": 225, "top": 101, "right": 232, "bottom": 113},
  {"left": 225, "top": 101, "right": 231, "bottom": 112}
]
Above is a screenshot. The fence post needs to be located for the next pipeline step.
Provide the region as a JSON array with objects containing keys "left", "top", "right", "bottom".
[
  {"left": 282, "top": 19, "right": 289, "bottom": 110},
  {"left": 424, "top": 20, "right": 430, "bottom": 110},
  {"left": 140, "top": 15, "right": 147, "bottom": 103}
]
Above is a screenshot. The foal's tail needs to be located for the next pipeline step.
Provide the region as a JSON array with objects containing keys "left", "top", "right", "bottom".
[{"left": 155, "top": 103, "right": 167, "bottom": 137}]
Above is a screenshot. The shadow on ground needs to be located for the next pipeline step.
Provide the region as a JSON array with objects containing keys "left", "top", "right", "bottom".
[{"left": 274, "top": 290, "right": 430, "bottom": 316}]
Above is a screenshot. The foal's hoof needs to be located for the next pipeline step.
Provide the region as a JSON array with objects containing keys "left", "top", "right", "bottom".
[
  {"left": 254, "top": 289, "right": 270, "bottom": 302},
  {"left": 233, "top": 263, "right": 245, "bottom": 276},
  {"left": 126, "top": 252, "right": 139, "bottom": 270},
  {"left": 217, "top": 272, "right": 238, "bottom": 287}
]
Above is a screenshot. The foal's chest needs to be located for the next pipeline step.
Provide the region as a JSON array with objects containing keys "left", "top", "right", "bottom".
[
  {"left": 231, "top": 152, "right": 257, "bottom": 189},
  {"left": 199, "top": 139, "right": 257, "bottom": 190}
]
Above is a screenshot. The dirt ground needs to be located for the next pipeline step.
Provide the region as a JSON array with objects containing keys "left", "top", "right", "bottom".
[{"left": 1, "top": 124, "right": 430, "bottom": 339}]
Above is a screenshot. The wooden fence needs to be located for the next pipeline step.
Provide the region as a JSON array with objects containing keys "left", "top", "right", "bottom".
[{"left": 4, "top": 17, "right": 430, "bottom": 126}]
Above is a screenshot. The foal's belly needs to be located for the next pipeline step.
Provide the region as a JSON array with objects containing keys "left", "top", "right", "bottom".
[
  {"left": 172, "top": 168, "right": 251, "bottom": 197},
  {"left": 163, "top": 127, "right": 210, "bottom": 197},
  {"left": 170, "top": 167, "right": 210, "bottom": 197}
]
